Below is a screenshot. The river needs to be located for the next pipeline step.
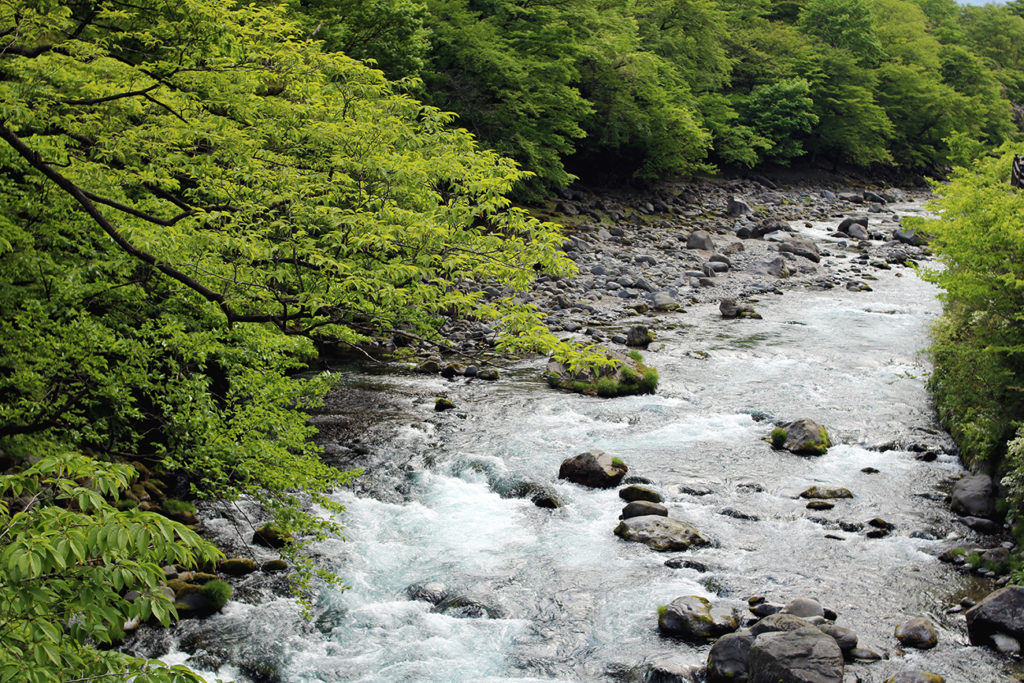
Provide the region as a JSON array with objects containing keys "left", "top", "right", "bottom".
[{"left": 152, "top": 201, "right": 1022, "bottom": 682}]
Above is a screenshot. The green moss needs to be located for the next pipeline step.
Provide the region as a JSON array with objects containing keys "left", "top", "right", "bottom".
[
  {"left": 640, "top": 368, "right": 659, "bottom": 393},
  {"left": 621, "top": 366, "right": 641, "bottom": 384},
  {"left": 657, "top": 605, "right": 668, "bottom": 618},
  {"left": 596, "top": 378, "right": 619, "bottom": 397},
  {"left": 818, "top": 427, "right": 831, "bottom": 449},
  {"left": 162, "top": 498, "right": 197, "bottom": 515},
  {"left": 967, "top": 552, "right": 981, "bottom": 567},
  {"left": 201, "top": 579, "right": 233, "bottom": 610},
  {"left": 771, "top": 428, "right": 788, "bottom": 449},
  {"left": 611, "top": 457, "right": 625, "bottom": 468},
  {"left": 952, "top": 547, "right": 967, "bottom": 556},
  {"left": 627, "top": 350, "right": 643, "bottom": 362}
]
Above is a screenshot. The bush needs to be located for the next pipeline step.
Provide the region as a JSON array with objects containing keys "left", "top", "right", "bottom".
[
  {"left": 771, "top": 428, "right": 788, "bottom": 449},
  {"left": 200, "top": 580, "right": 233, "bottom": 611}
]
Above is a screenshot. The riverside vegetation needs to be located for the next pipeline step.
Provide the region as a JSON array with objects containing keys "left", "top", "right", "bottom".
[{"left": 1, "top": 0, "right": 1024, "bottom": 680}]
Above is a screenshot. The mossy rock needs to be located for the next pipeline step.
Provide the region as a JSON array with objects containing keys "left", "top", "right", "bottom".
[
  {"left": 434, "top": 397, "right": 455, "bottom": 412},
  {"left": 545, "top": 349, "right": 658, "bottom": 398},
  {"left": 261, "top": 559, "right": 289, "bottom": 573},
  {"left": 252, "top": 524, "right": 293, "bottom": 549},
  {"left": 777, "top": 418, "right": 830, "bottom": 455},
  {"left": 218, "top": 558, "right": 258, "bottom": 576}
]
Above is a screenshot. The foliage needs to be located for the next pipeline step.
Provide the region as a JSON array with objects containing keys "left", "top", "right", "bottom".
[
  {"left": 200, "top": 579, "right": 234, "bottom": 611},
  {"left": 739, "top": 78, "right": 818, "bottom": 163},
  {"left": 0, "top": 0, "right": 585, "bottom": 675},
  {"left": 913, "top": 146, "right": 1024, "bottom": 474},
  {"left": 770, "top": 427, "right": 788, "bottom": 448}
]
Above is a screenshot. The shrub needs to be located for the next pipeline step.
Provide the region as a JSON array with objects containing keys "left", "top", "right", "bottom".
[
  {"left": 201, "top": 580, "right": 233, "bottom": 611},
  {"left": 771, "top": 428, "right": 788, "bottom": 449}
]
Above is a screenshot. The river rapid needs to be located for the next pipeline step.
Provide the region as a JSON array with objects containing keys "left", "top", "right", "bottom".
[{"left": 152, "top": 201, "right": 1022, "bottom": 682}]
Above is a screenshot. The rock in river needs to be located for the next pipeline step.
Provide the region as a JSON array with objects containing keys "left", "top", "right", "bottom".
[
  {"left": 894, "top": 617, "right": 938, "bottom": 649},
  {"left": 747, "top": 626, "right": 844, "bottom": 683},
  {"left": 951, "top": 473, "right": 996, "bottom": 519},
  {"left": 558, "top": 449, "right": 627, "bottom": 489},
  {"left": 658, "top": 595, "right": 739, "bottom": 642},
  {"left": 777, "top": 418, "right": 831, "bottom": 455},
  {"left": 966, "top": 585, "right": 1024, "bottom": 647},
  {"left": 614, "top": 515, "right": 707, "bottom": 551}
]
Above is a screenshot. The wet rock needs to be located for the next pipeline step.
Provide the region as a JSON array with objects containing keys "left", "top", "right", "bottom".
[
  {"left": 779, "top": 237, "right": 821, "bottom": 263},
  {"left": 720, "top": 298, "right": 762, "bottom": 319},
  {"left": 218, "top": 558, "right": 258, "bottom": 576},
  {"left": 750, "top": 602, "right": 784, "bottom": 618},
  {"left": 252, "top": 524, "right": 292, "bottom": 549},
  {"left": 747, "top": 626, "right": 844, "bottom": 683},
  {"left": 434, "top": 595, "right": 503, "bottom": 619},
  {"left": 750, "top": 257, "right": 793, "bottom": 278},
  {"left": 687, "top": 230, "right": 716, "bottom": 251},
  {"left": 706, "top": 630, "right": 755, "bottom": 682},
  {"left": 750, "top": 613, "right": 814, "bottom": 636},
  {"left": 885, "top": 672, "right": 945, "bottom": 683},
  {"left": 818, "top": 624, "right": 858, "bottom": 653},
  {"left": 867, "top": 517, "right": 894, "bottom": 530},
  {"left": 261, "top": 559, "right": 288, "bottom": 572},
  {"left": 966, "top": 585, "right": 1024, "bottom": 647},
  {"left": 175, "top": 591, "right": 221, "bottom": 619},
  {"left": 406, "top": 581, "right": 447, "bottom": 604},
  {"left": 620, "top": 485, "right": 662, "bottom": 503},
  {"left": 626, "top": 325, "right": 654, "bottom": 348},
  {"left": 659, "top": 595, "right": 738, "bottom": 642},
  {"left": 477, "top": 367, "right": 500, "bottom": 381},
  {"left": 558, "top": 449, "right": 628, "bottom": 489},
  {"left": 434, "top": 397, "right": 455, "bottom": 412},
  {"left": 782, "top": 598, "right": 824, "bottom": 619},
  {"left": 893, "top": 227, "right": 927, "bottom": 246},
  {"left": 894, "top": 617, "right": 938, "bottom": 649},
  {"left": 806, "top": 501, "right": 834, "bottom": 510},
  {"left": 440, "top": 363, "right": 465, "bottom": 379},
  {"left": 951, "top": 473, "right": 996, "bottom": 518},
  {"left": 666, "top": 558, "right": 708, "bottom": 572},
  {"left": 645, "top": 655, "right": 702, "bottom": 682},
  {"left": 614, "top": 515, "right": 708, "bottom": 551},
  {"left": 652, "top": 291, "right": 681, "bottom": 311},
  {"left": 414, "top": 359, "right": 441, "bottom": 374},
  {"left": 508, "top": 481, "right": 563, "bottom": 508},
  {"left": 800, "top": 486, "right": 852, "bottom": 500},
  {"left": 621, "top": 500, "right": 669, "bottom": 519},
  {"left": 778, "top": 419, "right": 831, "bottom": 455},
  {"left": 847, "top": 647, "right": 881, "bottom": 662},
  {"left": 546, "top": 348, "right": 657, "bottom": 397},
  {"left": 838, "top": 217, "right": 868, "bottom": 234},
  {"left": 959, "top": 516, "right": 1002, "bottom": 533},
  {"left": 720, "top": 507, "right": 759, "bottom": 521}
]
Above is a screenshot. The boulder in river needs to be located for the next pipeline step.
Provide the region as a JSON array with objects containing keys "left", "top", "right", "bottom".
[
  {"left": 614, "top": 515, "right": 707, "bottom": 551},
  {"left": 658, "top": 595, "right": 738, "bottom": 642},
  {"left": 966, "top": 585, "right": 1024, "bottom": 647},
  {"left": 799, "top": 486, "right": 853, "bottom": 500},
  {"left": 894, "top": 617, "right": 938, "bottom": 649},
  {"left": 558, "top": 449, "right": 627, "bottom": 489},
  {"left": 545, "top": 348, "right": 658, "bottom": 397},
  {"left": 747, "top": 626, "right": 844, "bottom": 683},
  {"left": 778, "top": 237, "right": 821, "bottom": 263},
  {"left": 625, "top": 325, "right": 654, "bottom": 348},
  {"left": 620, "top": 500, "right": 668, "bottom": 519},
  {"left": 775, "top": 419, "right": 830, "bottom": 455},
  {"left": 252, "top": 524, "right": 292, "bottom": 549},
  {"left": 619, "top": 484, "right": 662, "bottom": 503},
  {"left": 950, "top": 473, "right": 996, "bottom": 519},
  {"left": 706, "top": 630, "right": 756, "bottom": 682},
  {"left": 720, "top": 298, "right": 762, "bottom": 319},
  {"left": 884, "top": 672, "right": 945, "bottom": 683}
]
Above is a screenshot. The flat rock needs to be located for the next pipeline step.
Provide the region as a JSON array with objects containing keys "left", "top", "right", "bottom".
[
  {"left": 620, "top": 500, "right": 668, "bottom": 519},
  {"left": 748, "top": 626, "right": 844, "bottom": 683},
  {"left": 614, "top": 515, "right": 707, "bottom": 551},
  {"left": 800, "top": 486, "right": 853, "bottom": 500}
]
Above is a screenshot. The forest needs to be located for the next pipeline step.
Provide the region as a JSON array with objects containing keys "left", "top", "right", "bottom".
[{"left": 1, "top": 0, "right": 1023, "bottom": 678}]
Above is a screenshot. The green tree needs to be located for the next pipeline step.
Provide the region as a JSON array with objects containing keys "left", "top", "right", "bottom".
[
  {"left": 0, "top": 0, "right": 585, "bottom": 676},
  {"left": 739, "top": 77, "right": 818, "bottom": 162}
]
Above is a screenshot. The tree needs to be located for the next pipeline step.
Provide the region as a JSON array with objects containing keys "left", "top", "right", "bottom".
[
  {"left": 1, "top": 0, "right": 584, "bottom": 676},
  {"left": 739, "top": 77, "right": 818, "bottom": 163}
]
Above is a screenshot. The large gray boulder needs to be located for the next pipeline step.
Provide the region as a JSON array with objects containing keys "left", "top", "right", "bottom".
[
  {"left": 779, "top": 238, "right": 821, "bottom": 263},
  {"left": 749, "top": 257, "right": 793, "bottom": 278},
  {"left": 620, "top": 500, "right": 668, "bottom": 519},
  {"left": 707, "top": 630, "right": 755, "bottom": 682},
  {"left": 687, "top": 230, "right": 716, "bottom": 252},
  {"left": 728, "top": 196, "right": 753, "bottom": 217},
  {"left": 895, "top": 617, "right": 938, "bottom": 649},
  {"left": 658, "top": 596, "right": 738, "bottom": 642},
  {"left": 558, "top": 450, "right": 627, "bottom": 488},
  {"left": 966, "top": 585, "right": 1024, "bottom": 646},
  {"left": 720, "top": 298, "right": 761, "bottom": 319},
  {"left": 951, "top": 473, "right": 996, "bottom": 518},
  {"left": 777, "top": 419, "right": 830, "bottom": 455},
  {"left": 614, "top": 515, "right": 708, "bottom": 551},
  {"left": 748, "top": 626, "right": 844, "bottom": 683}
]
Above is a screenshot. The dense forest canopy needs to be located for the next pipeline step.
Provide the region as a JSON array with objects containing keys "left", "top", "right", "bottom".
[
  {"left": 1, "top": 0, "right": 1023, "bottom": 678},
  {"left": 296, "top": 0, "right": 1024, "bottom": 192}
]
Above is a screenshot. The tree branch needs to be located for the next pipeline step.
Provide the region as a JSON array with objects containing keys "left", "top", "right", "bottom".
[{"left": 60, "top": 84, "right": 160, "bottom": 106}]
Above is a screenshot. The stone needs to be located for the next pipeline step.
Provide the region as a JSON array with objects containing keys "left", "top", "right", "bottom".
[
  {"left": 893, "top": 227, "right": 927, "bottom": 246},
  {"left": 750, "top": 613, "right": 814, "bottom": 636},
  {"left": 645, "top": 656, "right": 702, "bottom": 683},
  {"left": 966, "top": 585, "right": 1024, "bottom": 646},
  {"left": 435, "top": 397, "right": 455, "bottom": 412},
  {"left": 477, "top": 367, "right": 500, "bottom": 381},
  {"left": 558, "top": 450, "right": 628, "bottom": 488},
  {"left": 837, "top": 217, "right": 868, "bottom": 234},
  {"left": 626, "top": 325, "right": 654, "bottom": 348},
  {"left": 619, "top": 485, "right": 662, "bottom": 503},
  {"left": 720, "top": 298, "right": 761, "bottom": 319},
  {"left": 620, "top": 500, "right": 668, "bottom": 519},
  {"left": 218, "top": 558, "right": 257, "bottom": 576},
  {"left": 779, "top": 237, "right": 821, "bottom": 263},
  {"left": 800, "top": 486, "right": 852, "bottom": 500},
  {"left": 806, "top": 501, "right": 834, "bottom": 510},
  {"left": 750, "top": 257, "right": 793, "bottom": 278},
  {"left": 894, "top": 617, "right": 938, "bottom": 649},
  {"left": 959, "top": 516, "right": 1002, "bottom": 533},
  {"left": 782, "top": 598, "right": 825, "bottom": 619},
  {"left": 614, "top": 515, "right": 707, "bottom": 551},
  {"left": 406, "top": 581, "right": 448, "bottom": 604},
  {"left": 847, "top": 648, "right": 881, "bottom": 662},
  {"left": 434, "top": 595, "right": 503, "bottom": 619},
  {"left": 778, "top": 418, "right": 830, "bottom": 455},
  {"left": 706, "top": 630, "right": 755, "bottom": 682},
  {"left": 817, "top": 624, "right": 857, "bottom": 653},
  {"left": 687, "top": 230, "right": 716, "bottom": 252},
  {"left": 884, "top": 671, "right": 945, "bottom": 683},
  {"left": 747, "top": 626, "right": 844, "bottom": 683},
  {"left": 951, "top": 473, "right": 996, "bottom": 518},
  {"left": 728, "top": 197, "right": 753, "bottom": 217},
  {"left": 751, "top": 602, "right": 785, "bottom": 618},
  {"left": 252, "top": 524, "right": 292, "bottom": 549},
  {"left": 659, "top": 595, "right": 737, "bottom": 642},
  {"left": 651, "top": 291, "right": 680, "bottom": 311},
  {"left": 261, "top": 559, "right": 288, "bottom": 572}
]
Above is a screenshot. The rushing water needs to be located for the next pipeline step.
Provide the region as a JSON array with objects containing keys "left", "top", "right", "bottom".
[{"left": 153, "top": 205, "right": 1023, "bottom": 682}]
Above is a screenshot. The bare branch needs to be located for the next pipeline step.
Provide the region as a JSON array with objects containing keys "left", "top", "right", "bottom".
[{"left": 60, "top": 84, "right": 160, "bottom": 106}]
